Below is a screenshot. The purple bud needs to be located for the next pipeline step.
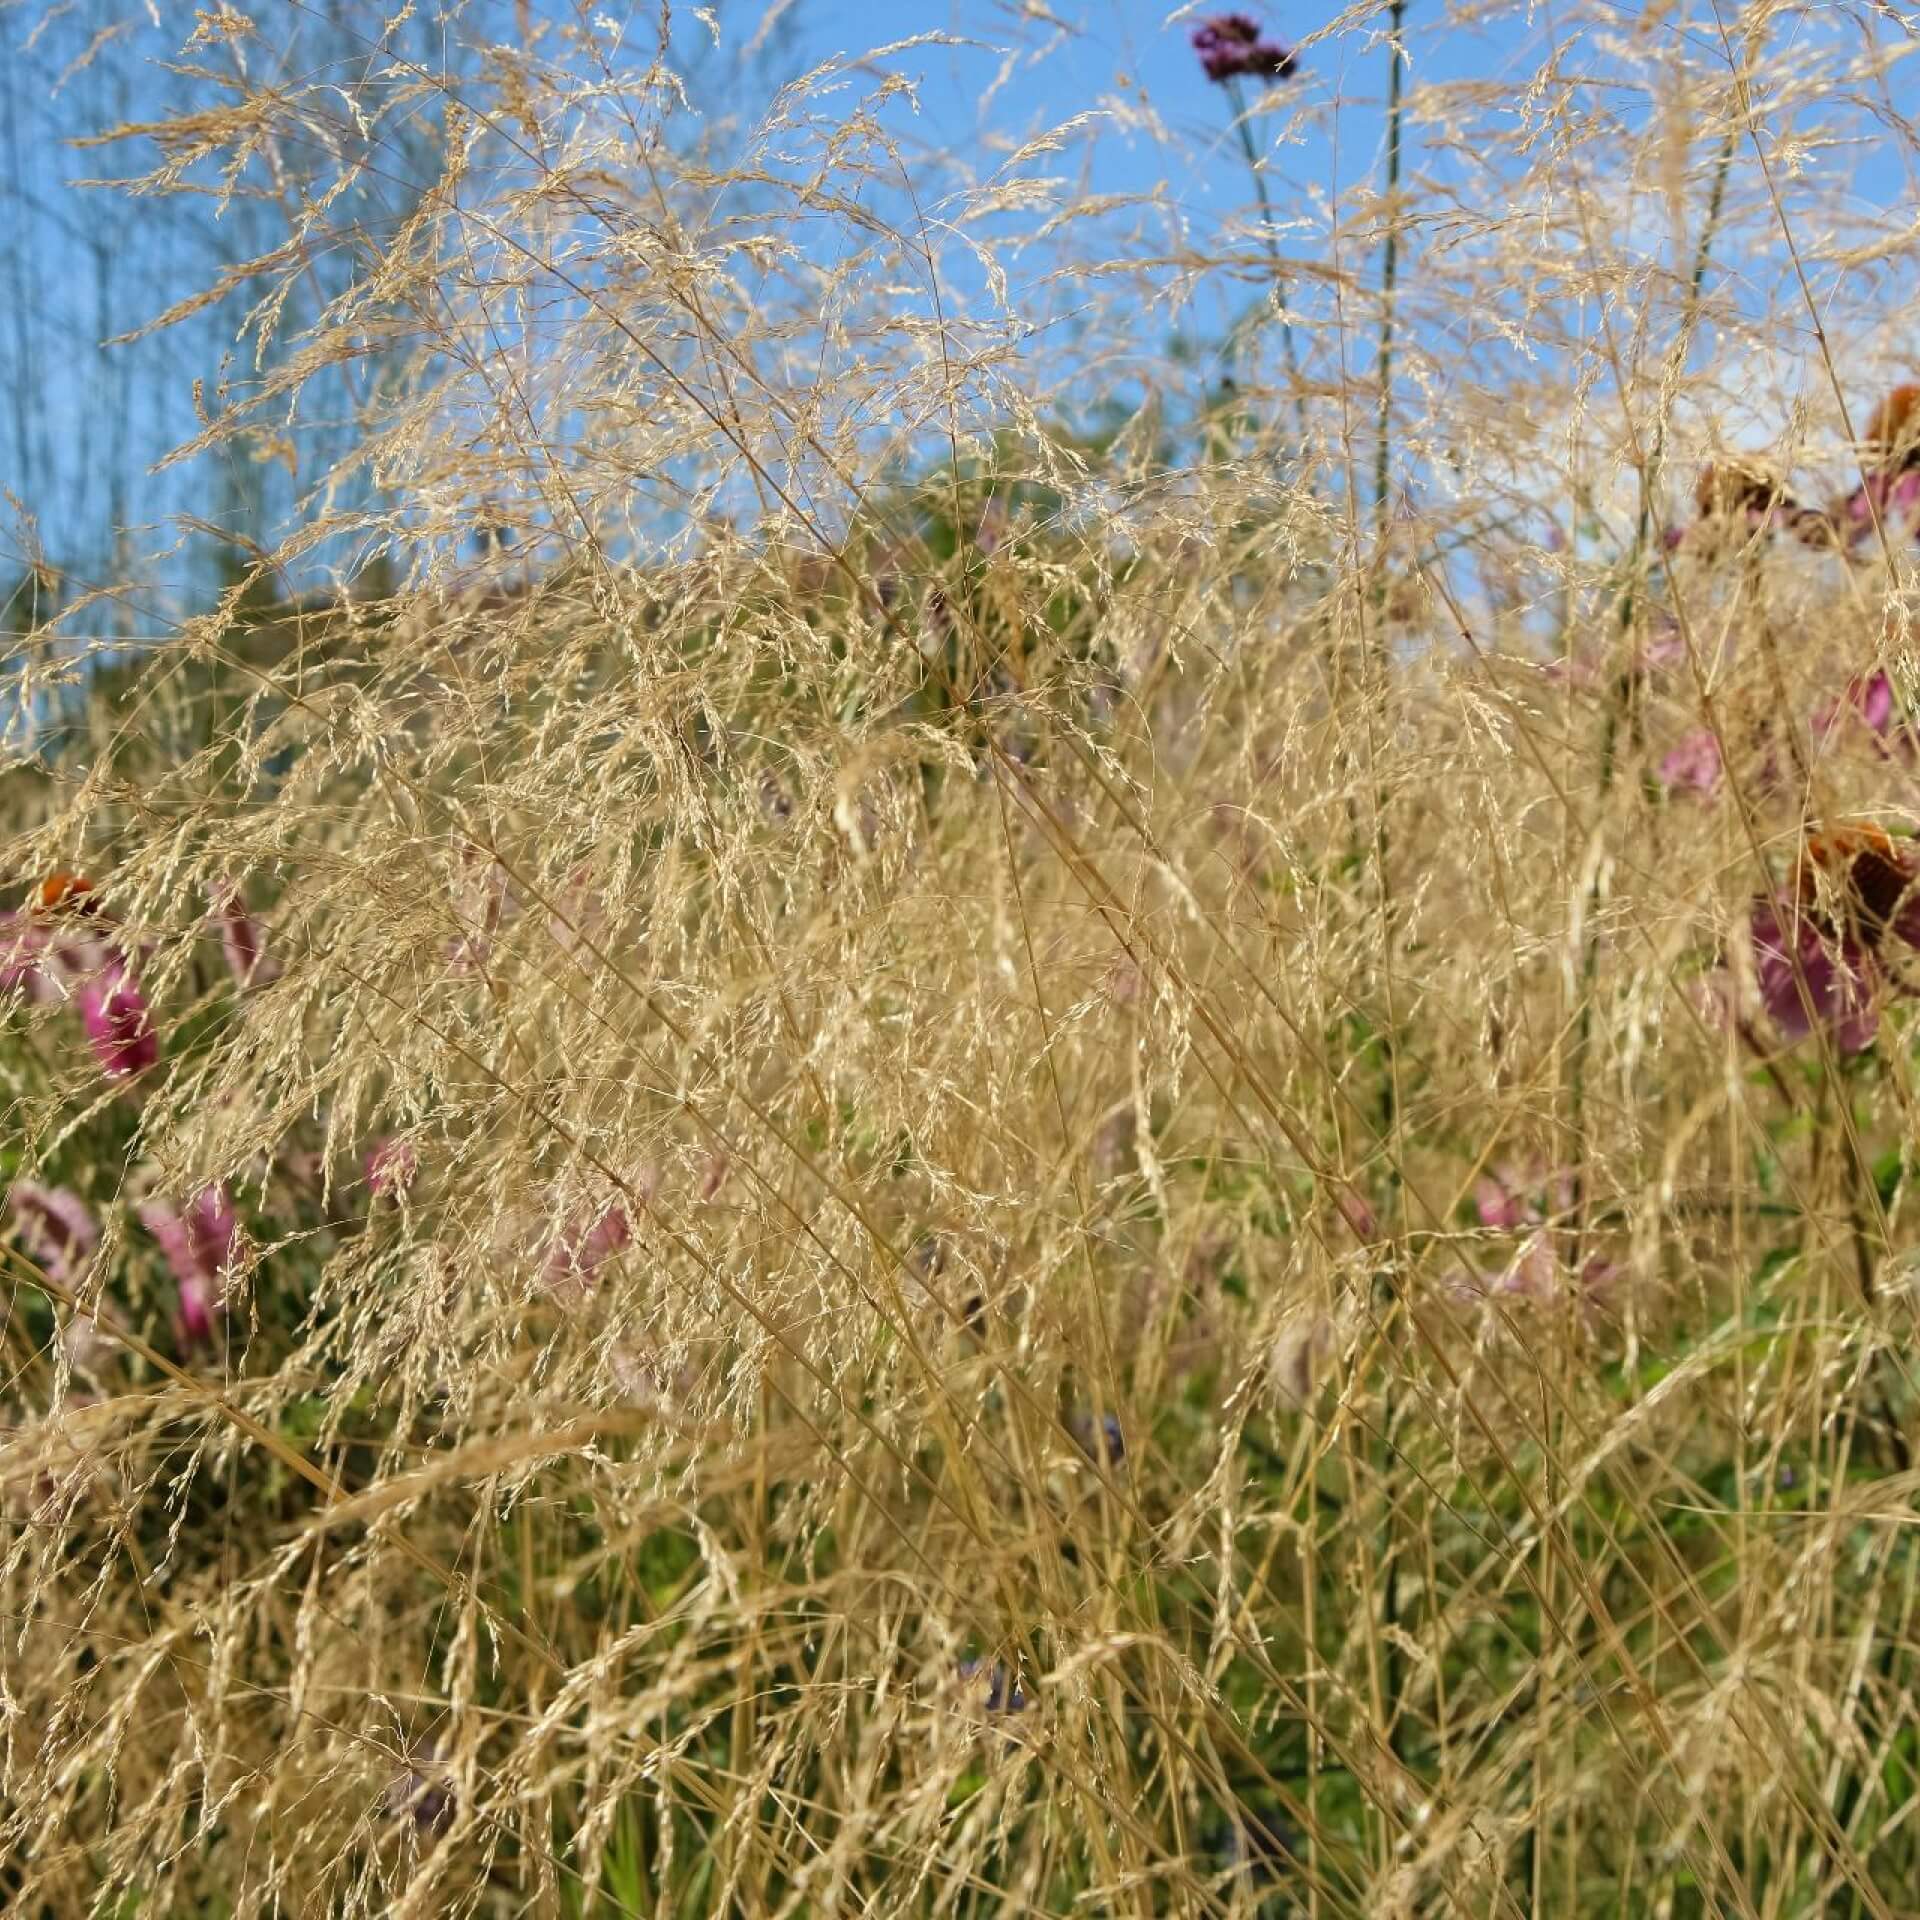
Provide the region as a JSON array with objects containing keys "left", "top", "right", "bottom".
[
  {"left": 209, "top": 882, "right": 280, "bottom": 989},
  {"left": 1069, "top": 1409, "right": 1126, "bottom": 1467},
  {"left": 958, "top": 1657, "right": 1028, "bottom": 1714}
]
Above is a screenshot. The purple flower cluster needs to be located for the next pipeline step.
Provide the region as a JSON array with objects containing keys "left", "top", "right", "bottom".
[
  {"left": 1749, "top": 825, "right": 1920, "bottom": 1055},
  {"left": 1191, "top": 13, "right": 1297, "bottom": 84},
  {"left": 1, "top": 895, "right": 158, "bottom": 1081}
]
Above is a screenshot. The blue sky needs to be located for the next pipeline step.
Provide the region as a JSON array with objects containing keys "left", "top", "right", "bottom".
[{"left": 2, "top": 0, "right": 1915, "bottom": 606}]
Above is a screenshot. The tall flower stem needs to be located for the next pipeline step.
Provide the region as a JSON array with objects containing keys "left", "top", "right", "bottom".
[
  {"left": 1227, "top": 81, "right": 1311, "bottom": 454},
  {"left": 1373, "top": 0, "right": 1407, "bottom": 531},
  {"left": 1366, "top": 0, "right": 1411, "bottom": 1790}
]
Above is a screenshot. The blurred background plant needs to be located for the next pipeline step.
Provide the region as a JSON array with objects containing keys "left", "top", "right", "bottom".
[{"left": 7, "top": 1, "right": 1920, "bottom": 1915}]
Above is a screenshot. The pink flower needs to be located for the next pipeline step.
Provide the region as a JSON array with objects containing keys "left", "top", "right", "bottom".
[
  {"left": 1658, "top": 728, "right": 1724, "bottom": 797},
  {"left": 1474, "top": 1174, "right": 1534, "bottom": 1232},
  {"left": 1750, "top": 893, "right": 1881, "bottom": 1053},
  {"left": 137, "top": 1186, "right": 239, "bottom": 1349},
  {"left": 1474, "top": 1161, "right": 1575, "bottom": 1232},
  {"left": 1748, "top": 824, "right": 1920, "bottom": 1054},
  {"left": 1494, "top": 1240, "right": 1618, "bottom": 1304},
  {"left": 8, "top": 1182, "right": 99, "bottom": 1285},
  {"left": 541, "top": 1188, "right": 644, "bottom": 1297},
  {"left": 209, "top": 882, "right": 279, "bottom": 988},
  {"left": 2, "top": 900, "right": 159, "bottom": 1078},
  {"left": 1813, "top": 670, "right": 1914, "bottom": 760},
  {"left": 0, "top": 912, "right": 55, "bottom": 999},
  {"left": 1498, "top": 1233, "right": 1561, "bottom": 1297},
  {"left": 1838, "top": 468, "right": 1920, "bottom": 546},
  {"left": 75, "top": 956, "right": 157, "bottom": 1079},
  {"left": 1666, "top": 461, "right": 1825, "bottom": 552},
  {"left": 365, "top": 1138, "right": 419, "bottom": 1198}
]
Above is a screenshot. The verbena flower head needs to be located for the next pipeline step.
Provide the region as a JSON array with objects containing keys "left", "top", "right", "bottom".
[
  {"left": 1838, "top": 466, "right": 1920, "bottom": 545},
  {"left": 1750, "top": 894, "right": 1879, "bottom": 1053},
  {"left": 0, "top": 912, "right": 56, "bottom": 1000},
  {"left": 540, "top": 1179, "right": 650, "bottom": 1299},
  {"left": 384, "top": 1739, "right": 454, "bottom": 1838},
  {"left": 1191, "top": 13, "right": 1298, "bottom": 84}
]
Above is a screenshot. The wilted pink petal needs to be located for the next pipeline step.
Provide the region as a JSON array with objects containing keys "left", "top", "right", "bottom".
[
  {"left": 1750, "top": 895, "right": 1879, "bottom": 1053},
  {"left": 1580, "top": 1256, "right": 1623, "bottom": 1295},
  {"left": 1685, "top": 968, "right": 1734, "bottom": 1034},
  {"left": 1840, "top": 470, "right": 1920, "bottom": 546},
  {"left": 137, "top": 1186, "right": 239, "bottom": 1348},
  {"left": 542, "top": 1185, "right": 646, "bottom": 1297},
  {"left": 64, "top": 1312, "right": 112, "bottom": 1371},
  {"left": 1270, "top": 1314, "right": 1331, "bottom": 1409},
  {"left": 365, "top": 1137, "right": 419, "bottom": 1198},
  {"left": 1641, "top": 626, "right": 1687, "bottom": 674},
  {"left": 698, "top": 1152, "right": 730, "bottom": 1202},
  {"left": 548, "top": 868, "right": 608, "bottom": 964},
  {"left": 209, "top": 883, "right": 280, "bottom": 989},
  {"left": 1658, "top": 728, "right": 1723, "bottom": 797},
  {"left": 446, "top": 847, "right": 517, "bottom": 973},
  {"left": 1814, "top": 670, "right": 1913, "bottom": 761},
  {"left": 611, "top": 1342, "right": 698, "bottom": 1412},
  {"left": 1498, "top": 1234, "right": 1561, "bottom": 1297},
  {"left": 0, "top": 913, "right": 54, "bottom": 1000},
  {"left": 1474, "top": 1172, "right": 1534, "bottom": 1231},
  {"left": 1857, "top": 671, "right": 1896, "bottom": 734},
  {"left": 975, "top": 495, "right": 1009, "bottom": 555},
  {"left": 8, "top": 1182, "right": 99, "bottom": 1285},
  {"left": 75, "top": 958, "right": 158, "bottom": 1079},
  {"left": 1335, "top": 1185, "right": 1377, "bottom": 1243},
  {"left": 176, "top": 1274, "right": 216, "bottom": 1346}
]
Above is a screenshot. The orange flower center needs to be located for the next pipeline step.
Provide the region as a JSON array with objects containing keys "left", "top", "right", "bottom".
[{"left": 28, "top": 872, "right": 96, "bottom": 916}]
